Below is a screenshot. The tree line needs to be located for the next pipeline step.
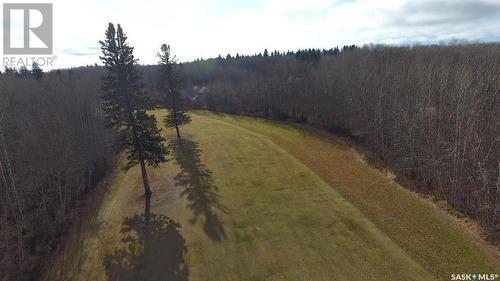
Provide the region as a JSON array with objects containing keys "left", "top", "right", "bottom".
[
  {"left": 1, "top": 31, "right": 498, "bottom": 279},
  {"left": 178, "top": 43, "right": 500, "bottom": 238},
  {"left": 0, "top": 66, "right": 114, "bottom": 279},
  {"left": 1, "top": 23, "right": 190, "bottom": 280}
]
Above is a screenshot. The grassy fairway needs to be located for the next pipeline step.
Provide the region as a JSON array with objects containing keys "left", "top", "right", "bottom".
[
  {"left": 163, "top": 112, "right": 433, "bottom": 281},
  {"left": 44, "top": 110, "right": 497, "bottom": 281},
  {"left": 196, "top": 111, "right": 500, "bottom": 280}
]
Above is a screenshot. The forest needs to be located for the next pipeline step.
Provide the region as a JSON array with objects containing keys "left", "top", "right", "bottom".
[
  {"left": 0, "top": 67, "right": 114, "bottom": 279},
  {"left": 0, "top": 41, "right": 499, "bottom": 280},
  {"left": 177, "top": 43, "right": 500, "bottom": 234}
]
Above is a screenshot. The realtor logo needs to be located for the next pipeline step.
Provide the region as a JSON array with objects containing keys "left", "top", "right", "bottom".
[{"left": 3, "top": 3, "right": 53, "bottom": 55}]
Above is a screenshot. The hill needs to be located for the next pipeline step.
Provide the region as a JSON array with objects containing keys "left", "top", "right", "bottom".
[{"left": 43, "top": 110, "right": 498, "bottom": 281}]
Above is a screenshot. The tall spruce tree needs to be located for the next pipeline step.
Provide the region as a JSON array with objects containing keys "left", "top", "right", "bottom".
[
  {"left": 99, "top": 23, "right": 167, "bottom": 213},
  {"left": 157, "top": 44, "right": 191, "bottom": 142}
]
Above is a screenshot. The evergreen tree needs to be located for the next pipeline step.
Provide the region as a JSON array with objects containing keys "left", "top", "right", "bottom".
[
  {"left": 31, "top": 62, "right": 43, "bottom": 81},
  {"left": 157, "top": 44, "right": 191, "bottom": 142},
  {"left": 263, "top": 48, "right": 269, "bottom": 57},
  {"left": 99, "top": 23, "right": 167, "bottom": 211},
  {"left": 4, "top": 66, "right": 16, "bottom": 76},
  {"left": 18, "top": 66, "right": 30, "bottom": 77}
]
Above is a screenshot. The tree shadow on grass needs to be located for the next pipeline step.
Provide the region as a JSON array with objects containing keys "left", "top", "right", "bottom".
[
  {"left": 169, "top": 139, "right": 228, "bottom": 241},
  {"left": 104, "top": 213, "right": 188, "bottom": 281}
]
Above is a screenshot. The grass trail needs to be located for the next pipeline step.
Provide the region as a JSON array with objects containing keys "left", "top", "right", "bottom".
[
  {"left": 196, "top": 111, "right": 500, "bottom": 280},
  {"left": 44, "top": 110, "right": 497, "bottom": 281}
]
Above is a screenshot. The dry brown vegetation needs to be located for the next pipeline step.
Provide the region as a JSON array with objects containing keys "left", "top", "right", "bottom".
[
  {"left": 179, "top": 43, "right": 500, "bottom": 239},
  {"left": 1, "top": 42, "right": 499, "bottom": 280},
  {"left": 0, "top": 68, "right": 114, "bottom": 279}
]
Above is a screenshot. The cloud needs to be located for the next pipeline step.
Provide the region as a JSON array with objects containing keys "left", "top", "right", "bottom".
[
  {"left": 393, "top": 0, "right": 500, "bottom": 27},
  {"left": 58, "top": 47, "right": 100, "bottom": 56},
  {"left": 3, "top": 0, "right": 497, "bottom": 69},
  {"left": 259, "top": 0, "right": 337, "bottom": 13},
  {"left": 314, "top": 0, "right": 500, "bottom": 46}
]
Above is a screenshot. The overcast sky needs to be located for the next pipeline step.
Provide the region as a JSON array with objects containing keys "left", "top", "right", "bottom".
[{"left": 2, "top": 0, "right": 500, "bottom": 69}]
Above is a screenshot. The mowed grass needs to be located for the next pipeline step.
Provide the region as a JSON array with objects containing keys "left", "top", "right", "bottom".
[
  {"left": 45, "top": 110, "right": 496, "bottom": 281},
  {"left": 161, "top": 111, "right": 434, "bottom": 281},
  {"left": 195, "top": 111, "right": 500, "bottom": 280}
]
